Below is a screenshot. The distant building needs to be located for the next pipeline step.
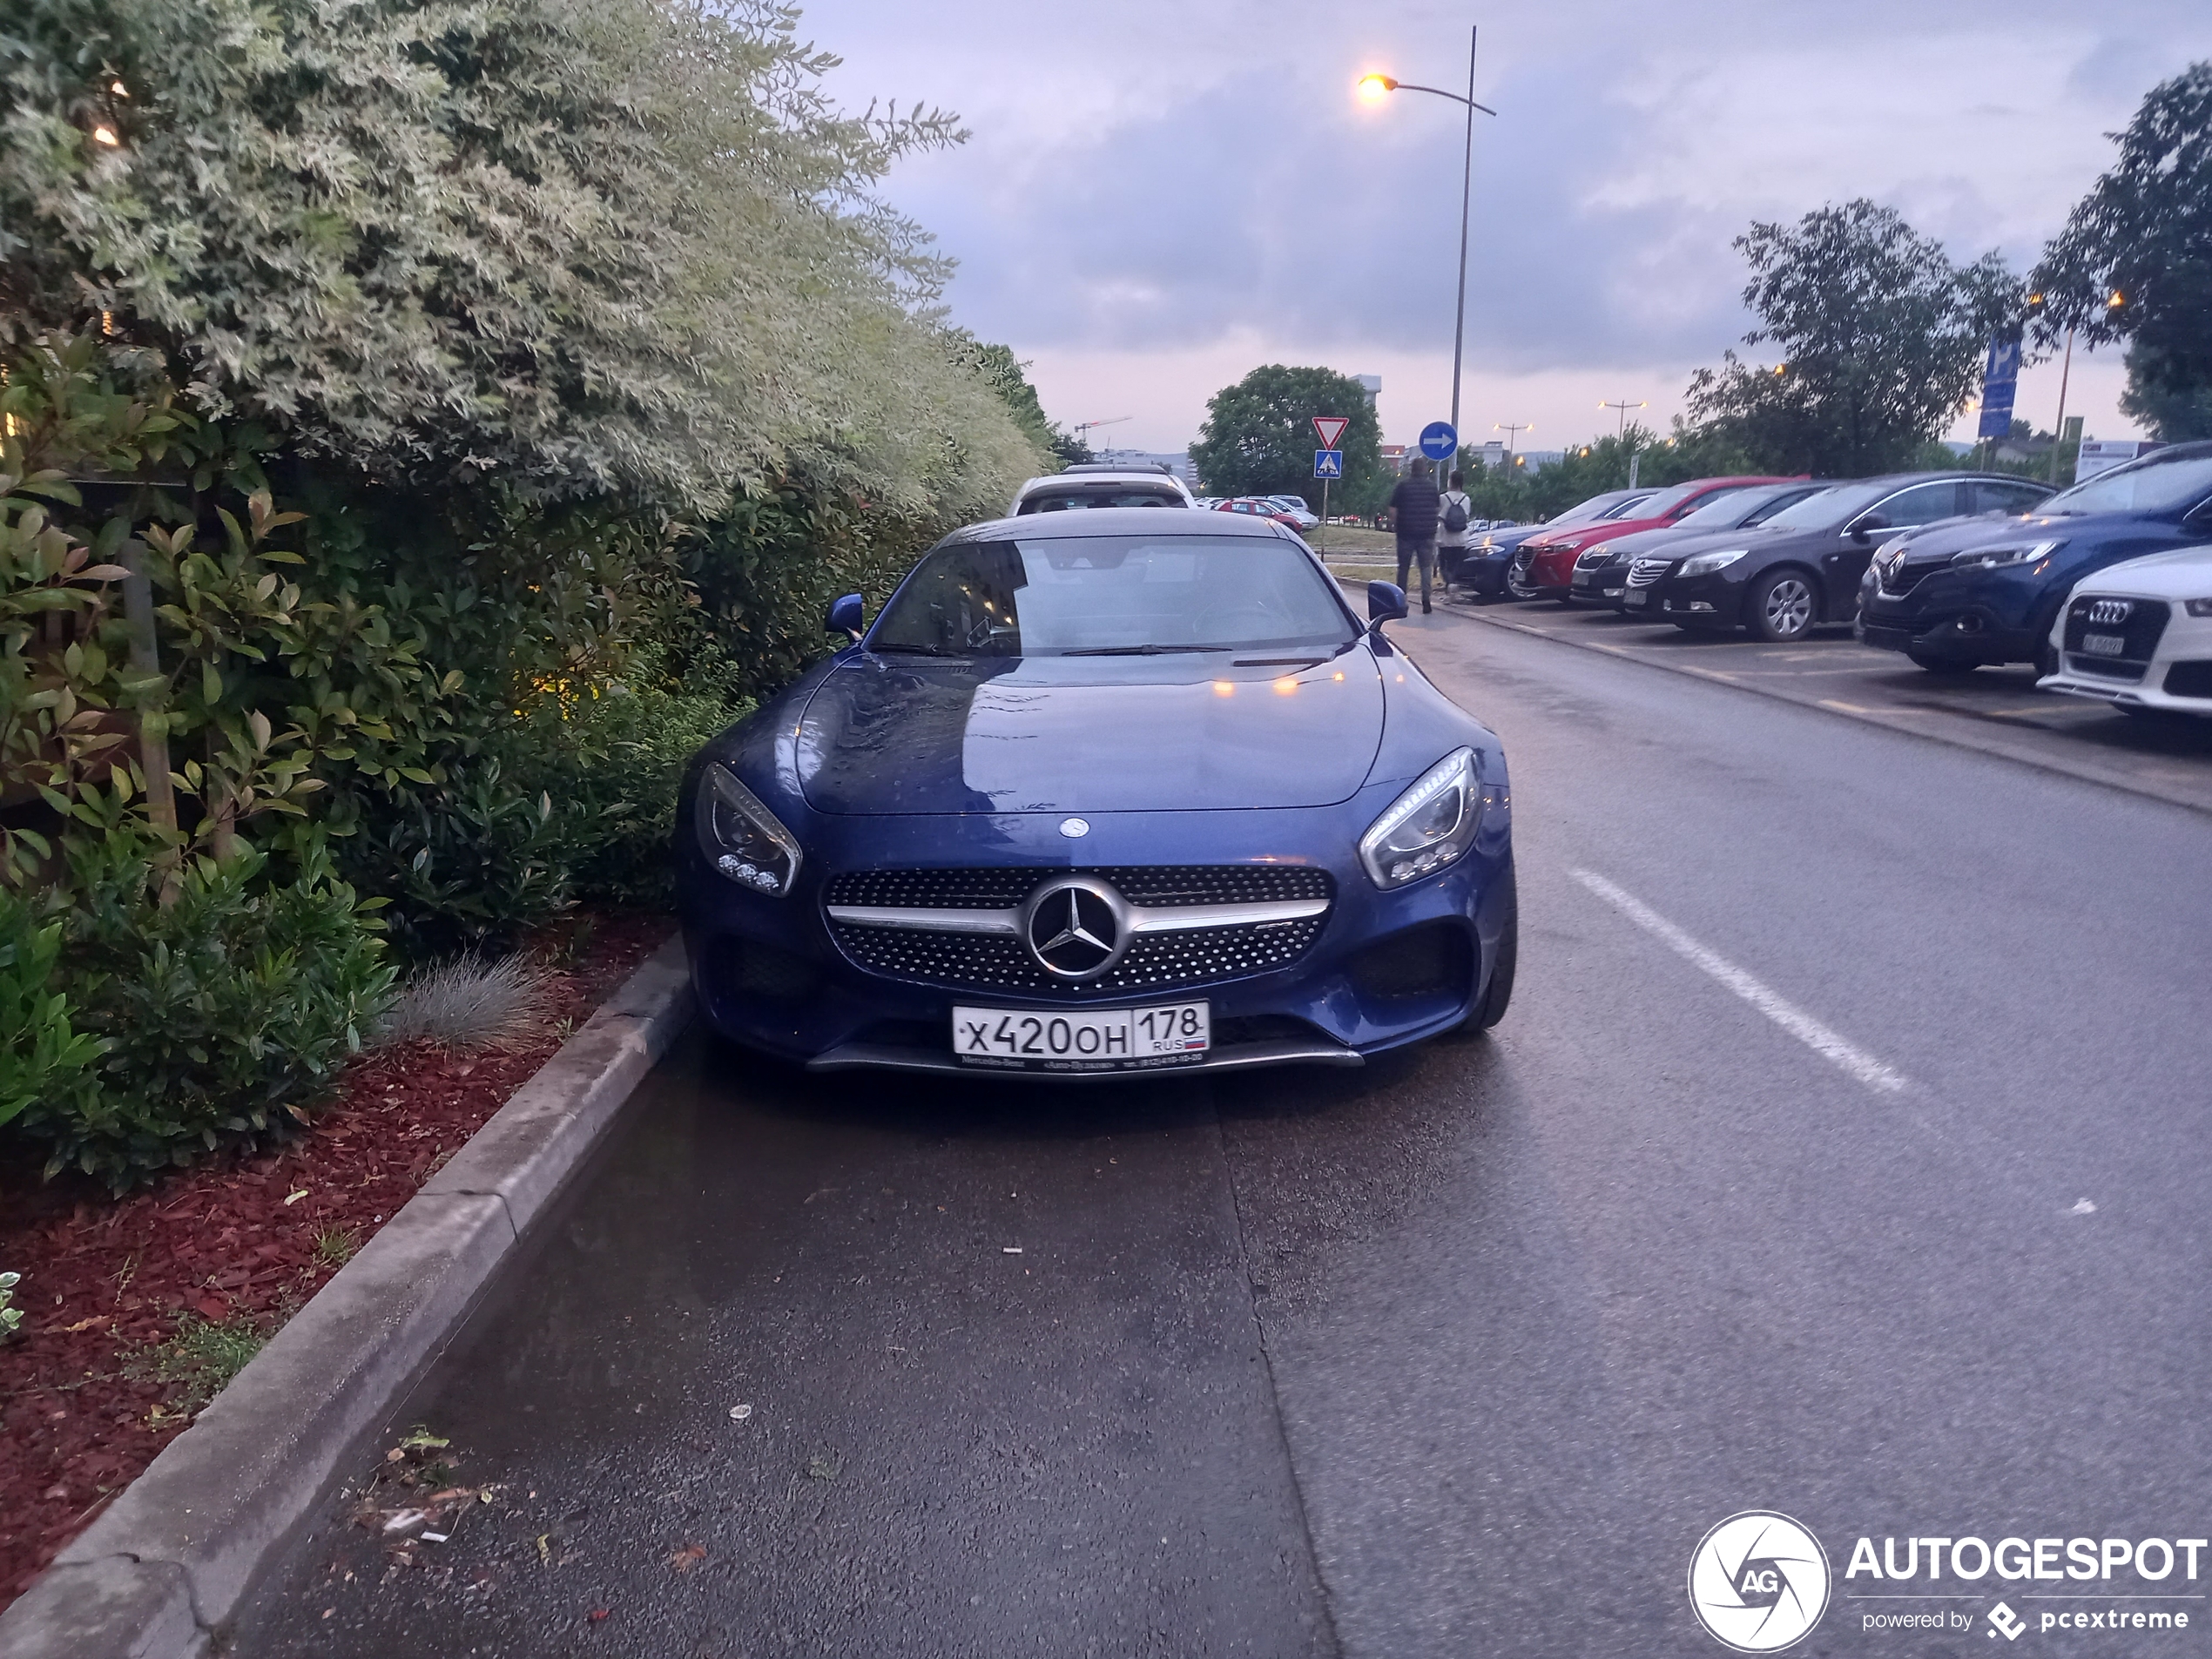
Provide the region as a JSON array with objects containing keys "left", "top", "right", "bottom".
[
  {"left": 1096, "top": 448, "right": 1200, "bottom": 487},
  {"left": 1355, "top": 374, "right": 1381, "bottom": 406},
  {"left": 1379, "top": 443, "right": 1407, "bottom": 477}
]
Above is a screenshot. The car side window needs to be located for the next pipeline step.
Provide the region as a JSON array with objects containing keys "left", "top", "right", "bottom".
[
  {"left": 1970, "top": 481, "right": 2049, "bottom": 515},
  {"left": 1865, "top": 482, "right": 1963, "bottom": 530}
]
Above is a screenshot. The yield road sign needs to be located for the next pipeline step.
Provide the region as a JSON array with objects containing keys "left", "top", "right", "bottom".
[
  {"left": 1419, "top": 421, "right": 1458, "bottom": 461},
  {"left": 1313, "top": 449, "right": 1344, "bottom": 479},
  {"left": 1313, "top": 415, "right": 1350, "bottom": 451}
]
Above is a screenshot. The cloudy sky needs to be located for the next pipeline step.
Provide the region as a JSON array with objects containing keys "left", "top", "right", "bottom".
[{"left": 806, "top": 1, "right": 2209, "bottom": 456}]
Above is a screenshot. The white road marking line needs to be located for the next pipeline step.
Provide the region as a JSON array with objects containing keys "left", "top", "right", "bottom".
[{"left": 1570, "top": 869, "right": 1911, "bottom": 1096}]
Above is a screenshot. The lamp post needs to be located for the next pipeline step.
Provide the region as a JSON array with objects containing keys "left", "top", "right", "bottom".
[
  {"left": 1358, "top": 30, "right": 1496, "bottom": 462},
  {"left": 1601, "top": 398, "right": 1647, "bottom": 485}
]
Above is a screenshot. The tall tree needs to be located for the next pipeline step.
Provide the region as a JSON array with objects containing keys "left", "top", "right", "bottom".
[
  {"left": 0, "top": 0, "right": 1042, "bottom": 516},
  {"left": 1190, "top": 365, "right": 1381, "bottom": 505},
  {"left": 2031, "top": 63, "right": 2212, "bottom": 442},
  {"left": 1684, "top": 199, "right": 2017, "bottom": 475}
]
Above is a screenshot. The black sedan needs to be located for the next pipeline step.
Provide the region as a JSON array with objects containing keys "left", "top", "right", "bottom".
[
  {"left": 1631, "top": 472, "right": 2054, "bottom": 641},
  {"left": 1566, "top": 482, "right": 1828, "bottom": 608}
]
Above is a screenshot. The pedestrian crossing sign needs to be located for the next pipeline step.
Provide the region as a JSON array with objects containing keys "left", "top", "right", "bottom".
[{"left": 1313, "top": 449, "right": 1344, "bottom": 479}]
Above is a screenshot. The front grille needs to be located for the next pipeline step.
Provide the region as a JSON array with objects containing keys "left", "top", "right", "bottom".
[
  {"left": 2163, "top": 660, "right": 2212, "bottom": 700},
  {"left": 823, "top": 865, "right": 1333, "bottom": 998},
  {"left": 1879, "top": 562, "right": 1942, "bottom": 597},
  {"left": 2065, "top": 653, "right": 2148, "bottom": 682},
  {"left": 2063, "top": 596, "right": 2170, "bottom": 665},
  {"left": 831, "top": 915, "right": 1326, "bottom": 997},
  {"left": 1626, "top": 558, "right": 1671, "bottom": 588}
]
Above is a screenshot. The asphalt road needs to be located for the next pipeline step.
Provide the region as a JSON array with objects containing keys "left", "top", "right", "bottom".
[{"left": 234, "top": 612, "right": 2212, "bottom": 1658}]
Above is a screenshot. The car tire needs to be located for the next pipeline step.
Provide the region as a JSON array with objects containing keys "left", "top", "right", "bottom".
[
  {"left": 1747, "top": 567, "right": 1818, "bottom": 642},
  {"left": 1905, "top": 651, "right": 1978, "bottom": 676},
  {"left": 1470, "top": 865, "right": 1518, "bottom": 1031}
]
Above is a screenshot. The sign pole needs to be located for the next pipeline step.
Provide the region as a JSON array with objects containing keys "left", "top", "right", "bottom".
[{"left": 1318, "top": 475, "right": 1330, "bottom": 556}]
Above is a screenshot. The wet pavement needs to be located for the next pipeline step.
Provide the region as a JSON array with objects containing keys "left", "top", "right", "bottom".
[{"left": 233, "top": 615, "right": 2212, "bottom": 1658}]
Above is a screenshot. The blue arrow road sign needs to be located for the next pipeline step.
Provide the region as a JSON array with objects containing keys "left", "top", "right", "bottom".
[
  {"left": 1313, "top": 449, "right": 1344, "bottom": 479},
  {"left": 1418, "top": 421, "right": 1458, "bottom": 461}
]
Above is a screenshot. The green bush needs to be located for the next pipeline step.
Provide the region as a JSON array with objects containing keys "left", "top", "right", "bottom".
[
  {"left": 0, "top": 887, "right": 106, "bottom": 1130},
  {"left": 13, "top": 836, "right": 396, "bottom": 1188},
  {"left": 0, "top": 1271, "right": 20, "bottom": 1339},
  {"left": 507, "top": 657, "right": 752, "bottom": 908}
]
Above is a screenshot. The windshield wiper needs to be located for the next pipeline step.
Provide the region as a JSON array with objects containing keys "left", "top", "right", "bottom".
[
  {"left": 1060, "top": 644, "right": 1231, "bottom": 657},
  {"left": 869, "top": 642, "right": 963, "bottom": 657}
]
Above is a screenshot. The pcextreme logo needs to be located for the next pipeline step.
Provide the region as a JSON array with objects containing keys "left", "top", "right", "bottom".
[{"left": 1689, "top": 1511, "right": 1833, "bottom": 1652}]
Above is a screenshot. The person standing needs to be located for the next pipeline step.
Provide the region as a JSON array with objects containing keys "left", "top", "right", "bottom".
[
  {"left": 1386, "top": 456, "right": 1441, "bottom": 613},
  {"left": 1436, "top": 469, "right": 1474, "bottom": 598}
]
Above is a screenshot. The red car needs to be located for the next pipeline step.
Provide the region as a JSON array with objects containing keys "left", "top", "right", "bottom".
[
  {"left": 1514, "top": 476, "right": 1804, "bottom": 602},
  {"left": 1217, "top": 496, "right": 1308, "bottom": 533}
]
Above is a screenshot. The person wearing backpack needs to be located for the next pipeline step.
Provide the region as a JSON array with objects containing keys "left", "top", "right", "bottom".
[{"left": 1437, "top": 469, "right": 1474, "bottom": 597}]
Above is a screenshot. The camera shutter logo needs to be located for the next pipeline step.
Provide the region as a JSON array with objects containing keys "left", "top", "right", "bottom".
[{"left": 1687, "top": 1511, "right": 1831, "bottom": 1652}]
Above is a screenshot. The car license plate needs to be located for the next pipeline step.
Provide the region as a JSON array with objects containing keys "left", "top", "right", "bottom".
[
  {"left": 1623, "top": 589, "right": 1649, "bottom": 608},
  {"left": 952, "top": 1001, "right": 1211, "bottom": 1071},
  {"left": 2082, "top": 631, "right": 2127, "bottom": 657}
]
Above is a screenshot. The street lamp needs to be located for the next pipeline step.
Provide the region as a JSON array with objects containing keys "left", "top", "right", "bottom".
[{"left": 1356, "top": 31, "right": 1497, "bottom": 463}]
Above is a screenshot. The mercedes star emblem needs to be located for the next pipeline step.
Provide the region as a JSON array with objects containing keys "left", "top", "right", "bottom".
[
  {"left": 1021, "top": 877, "right": 1130, "bottom": 981},
  {"left": 1059, "top": 817, "right": 1090, "bottom": 838}
]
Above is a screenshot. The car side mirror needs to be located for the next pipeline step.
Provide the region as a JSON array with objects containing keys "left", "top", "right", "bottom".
[
  {"left": 1366, "top": 581, "right": 1408, "bottom": 650},
  {"left": 826, "top": 591, "right": 865, "bottom": 644},
  {"left": 1849, "top": 515, "right": 1886, "bottom": 543}
]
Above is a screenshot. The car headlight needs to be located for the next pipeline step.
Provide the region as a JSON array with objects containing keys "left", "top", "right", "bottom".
[
  {"left": 1948, "top": 538, "right": 2063, "bottom": 570},
  {"left": 696, "top": 761, "right": 802, "bottom": 895},
  {"left": 1678, "top": 548, "right": 1749, "bottom": 577},
  {"left": 2187, "top": 599, "right": 2212, "bottom": 618},
  {"left": 1575, "top": 544, "right": 1612, "bottom": 568},
  {"left": 1359, "top": 748, "right": 1488, "bottom": 889}
]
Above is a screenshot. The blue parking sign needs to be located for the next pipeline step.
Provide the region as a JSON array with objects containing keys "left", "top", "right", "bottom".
[
  {"left": 1977, "top": 336, "right": 2020, "bottom": 441},
  {"left": 1313, "top": 449, "right": 1344, "bottom": 479}
]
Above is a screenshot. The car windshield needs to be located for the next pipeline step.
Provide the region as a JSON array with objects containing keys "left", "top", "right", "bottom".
[
  {"left": 1664, "top": 485, "right": 1777, "bottom": 529},
  {"left": 869, "top": 534, "right": 1359, "bottom": 658},
  {"left": 1756, "top": 482, "right": 1876, "bottom": 531},
  {"left": 2043, "top": 452, "right": 2212, "bottom": 516},
  {"left": 1576, "top": 492, "right": 1654, "bottom": 523},
  {"left": 1019, "top": 489, "right": 1184, "bottom": 513}
]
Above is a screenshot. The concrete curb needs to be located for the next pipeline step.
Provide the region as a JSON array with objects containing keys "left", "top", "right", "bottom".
[
  {"left": 1434, "top": 601, "right": 2212, "bottom": 819},
  {"left": 0, "top": 936, "right": 695, "bottom": 1659}
]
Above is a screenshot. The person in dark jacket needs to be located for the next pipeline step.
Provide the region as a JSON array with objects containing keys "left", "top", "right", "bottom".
[{"left": 1386, "top": 457, "right": 1441, "bottom": 613}]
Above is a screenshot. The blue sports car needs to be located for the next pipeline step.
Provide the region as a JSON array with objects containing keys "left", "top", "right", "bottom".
[{"left": 674, "top": 507, "right": 1516, "bottom": 1078}]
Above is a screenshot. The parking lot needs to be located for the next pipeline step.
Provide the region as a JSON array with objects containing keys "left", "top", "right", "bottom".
[
  {"left": 231, "top": 608, "right": 2212, "bottom": 1659},
  {"left": 1439, "top": 597, "right": 2212, "bottom": 815}
]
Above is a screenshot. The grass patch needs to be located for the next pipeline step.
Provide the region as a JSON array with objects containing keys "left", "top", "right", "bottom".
[{"left": 126, "top": 1312, "right": 278, "bottom": 1415}]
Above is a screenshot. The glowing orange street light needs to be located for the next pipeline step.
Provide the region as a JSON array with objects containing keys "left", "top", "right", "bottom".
[{"left": 1356, "top": 73, "right": 1395, "bottom": 102}]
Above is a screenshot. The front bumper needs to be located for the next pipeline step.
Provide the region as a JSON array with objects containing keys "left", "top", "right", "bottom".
[
  {"left": 676, "top": 797, "right": 1514, "bottom": 1080},
  {"left": 1568, "top": 565, "right": 1629, "bottom": 604},
  {"left": 2038, "top": 603, "right": 2212, "bottom": 713},
  {"left": 1858, "top": 566, "right": 2052, "bottom": 665}
]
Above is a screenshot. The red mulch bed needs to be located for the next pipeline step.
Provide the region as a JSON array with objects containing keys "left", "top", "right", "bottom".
[{"left": 0, "top": 908, "right": 673, "bottom": 1607}]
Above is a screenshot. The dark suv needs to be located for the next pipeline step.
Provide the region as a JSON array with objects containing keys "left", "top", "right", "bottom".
[
  {"left": 1859, "top": 442, "right": 2212, "bottom": 674},
  {"left": 1636, "top": 472, "right": 2054, "bottom": 642}
]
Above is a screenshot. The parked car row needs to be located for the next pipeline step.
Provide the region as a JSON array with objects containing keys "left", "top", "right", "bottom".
[{"left": 1446, "top": 444, "right": 2212, "bottom": 712}]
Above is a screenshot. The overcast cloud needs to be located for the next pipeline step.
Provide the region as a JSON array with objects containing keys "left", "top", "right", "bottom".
[{"left": 806, "top": 1, "right": 2210, "bottom": 455}]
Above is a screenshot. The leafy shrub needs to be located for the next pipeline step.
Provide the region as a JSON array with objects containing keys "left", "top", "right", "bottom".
[
  {"left": 376, "top": 952, "right": 552, "bottom": 1049},
  {"left": 0, "top": 1271, "right": 20, "bottom": 1339},
  {"left": 13, "top": 836, "right": 396, "bottom": 1187},
  {"left": 0, "top": 887, "right": 105, "bottom": 1129}
]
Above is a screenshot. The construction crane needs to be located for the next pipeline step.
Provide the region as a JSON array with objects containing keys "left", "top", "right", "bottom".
[{"left": 1071, "top": 415, "right": 1133, "bottom": 444}]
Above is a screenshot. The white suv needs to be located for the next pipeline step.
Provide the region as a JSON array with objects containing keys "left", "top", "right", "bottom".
[
  {"left": 2039, "top": 543, "right": 2212, "bottom": 717},
  {"left": 1008, "top": 462, "right": 1193, "bottom": 516}
]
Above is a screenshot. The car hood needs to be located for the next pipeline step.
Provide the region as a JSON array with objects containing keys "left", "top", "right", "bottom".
[
  {"left": 1529, "top": 514, "right": 1667, "bottom": 552},
  {"left": 2067, "top": 541, "right": 2212, "bottom": 597},
  {"left": 795, "top": 650, "right": 1387, "bottom": 815},
  {"left": 1890, "top": 509, "right": 2137, "bottom": 565},
  {"left": 1590, "top": 524, "right": 1778, "bottom": 562}
]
